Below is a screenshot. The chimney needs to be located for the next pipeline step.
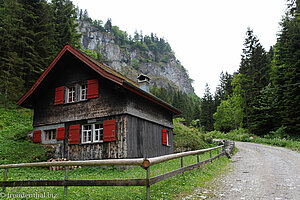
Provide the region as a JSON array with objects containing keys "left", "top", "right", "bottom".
[{"left": 137, "top": 74, "right": 150, "bottom": 93}]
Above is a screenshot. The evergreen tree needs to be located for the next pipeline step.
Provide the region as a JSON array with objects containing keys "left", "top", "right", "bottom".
[
  {"left": 271, "top": 1, "right": 300, "bottom": 136},
  {"left": 214, "top": 71, "right": 233, "bottom": 108},
  {"left": 239, "top": 28, "right": 270, "bottom": 134},
  {"left": 0, "top": 0, "right": 25, "bottom": 106},
  {"left": 19, "top": 0, "right": 56, "bottom": 89},
  {"left": 52, "top": 0, "right": 81, "bottom": 51},
  {"left": 104, "top": 18, "right": 112, "bottom": 32},
  {"left": 200, "top": 84, "right": 215, "bottom": 132},
  {"left": 251, "top": 84, "right": 279, "bottom": 135}
]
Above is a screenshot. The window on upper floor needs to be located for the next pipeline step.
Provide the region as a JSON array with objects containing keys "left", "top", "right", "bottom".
[
  {"left": 54, "top": 79, "right": 99, "bottom": 105},
  {"left": 67, "top": 86, "right": 76, "bottom": 103},
  {"left": 80, "top": 84, "right": 87, "bottom": 101}
]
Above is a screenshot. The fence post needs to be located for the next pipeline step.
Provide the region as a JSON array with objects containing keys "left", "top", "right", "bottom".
[
  {"left": 210, "top": 150, "right": 212, "bottom": 163},
  {"left": 146, "top": 167, "right": 150, "bottom": 200},
  {"left": 181, "top": 157, "right": 184, "bottom": 175},
  {"left": 2, "top": 168, "right": 7, "bottom": 193},
  {"left": 64, "top": 166, "right": 69, "bottom": 196}
]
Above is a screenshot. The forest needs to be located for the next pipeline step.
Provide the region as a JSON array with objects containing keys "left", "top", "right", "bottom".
[
  {"left": 200, "top": 0, "right": 300, "bottom": 139},
  {"left": 0, "top": 0, "right": 299, "bottom": 139}
]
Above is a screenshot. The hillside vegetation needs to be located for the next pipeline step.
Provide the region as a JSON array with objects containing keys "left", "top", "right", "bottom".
[{"left": 0, "top": 108, "right": 48, "bottom": 164}]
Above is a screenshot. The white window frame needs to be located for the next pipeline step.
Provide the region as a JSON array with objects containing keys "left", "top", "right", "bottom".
[
  {"left": 93, "top": 123, "right": 103, "bottom": 142},
  {"left": 67, "top": 86, "right": 76, "bottom": 103},
  {"left": 82, "top": 123, "right": 104, "bottom": 144},
  {"left": 166, "top": 131, "right": 169, "bottom": 146},
  {"left": 80, "top": 84, "right": 87, "bottom": 101},
  {"left": 82, "top": 124, "right": 92, "bottom": 143}
]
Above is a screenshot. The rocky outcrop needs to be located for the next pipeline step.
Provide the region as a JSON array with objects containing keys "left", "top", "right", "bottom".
[{"left": 77, "top": 20, "right": 194, "bottom": 94}]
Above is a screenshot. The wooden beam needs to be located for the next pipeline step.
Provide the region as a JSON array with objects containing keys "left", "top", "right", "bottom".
[
  {"left": 0, "top": 158, "right": 146, "bottom": 169},
  {"left": 150, "top": 152, "right": 224, "bottom": 185},
  {"left": 0, "top": 179, "right": 147, "bottom": 187},
  {"left": 148, "top": 145, "right": 223, "bottom": 165}
]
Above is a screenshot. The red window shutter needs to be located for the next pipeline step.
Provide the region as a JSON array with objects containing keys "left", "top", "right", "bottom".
[
  {"left": 57, "top": 127, "right": 65, "bottom": 140},
  {"left": 162, "top": 128, "right": 167, "bottom": 146},
  {"left": 55, "top": 86, "right": 65, "bottom": 105},
  {"left": 33, "top": 130, "right": 42, "bottom": 143},
  {"left": 103, "top": 120, "right": 116, "bottom": 142},
  {"left": 69, "top": 124, "right": 80, "bottom": 144},
  {"left": 87, "top": 79, "right": 99, "bottom": 99}
]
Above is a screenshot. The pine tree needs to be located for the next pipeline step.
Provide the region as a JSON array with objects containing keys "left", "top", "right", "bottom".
[
  {"left": 239, "top": 28, "right": 270, "bottom": 134},
  {"left": 271, "top": 1, "right": 300, "bottom": 136},
  {"left": 18, "top": 0, "right": 56, "bottom": 89},
  {"left": 0, "top": 0, "right": 26, "bottom": 106},
  {"left": 200, "top": 84, "right": 215, "bottom": 132},
  {"left": 214, "top": 71, "right": 233, "bottom": 108},
  {"left": 251, "top": 84, "right": 279, "bottom": 135},
  {"left": 52, "top": 0, "right": 81, "bottom": 51}
]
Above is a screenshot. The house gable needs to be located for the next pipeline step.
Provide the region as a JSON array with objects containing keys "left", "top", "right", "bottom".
[{"left": 17, "top": 45, "right": 180, "bottom": 116}]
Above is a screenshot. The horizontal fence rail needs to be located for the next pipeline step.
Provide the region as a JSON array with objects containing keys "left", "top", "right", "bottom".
[{"left": 0, "top": 144, "right": 230, "bottom": 199}]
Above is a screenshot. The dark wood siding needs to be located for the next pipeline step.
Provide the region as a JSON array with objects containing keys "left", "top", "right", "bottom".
[
  {"left": 126, "top": 115, "right": 174, "bottom": 158},
  {"left": 33, "top": 51, "right": 127, "bottom": 126},
  {"left": 66, "top": 115, "right": 127, "bottom": 160},
  {"left": 125, "top": 89, "right": 174, "bottom": 129}
]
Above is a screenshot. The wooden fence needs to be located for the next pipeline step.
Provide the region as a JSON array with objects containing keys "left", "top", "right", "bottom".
[{"left": 0, "top": 145, "right": 226, "bottom": 199}]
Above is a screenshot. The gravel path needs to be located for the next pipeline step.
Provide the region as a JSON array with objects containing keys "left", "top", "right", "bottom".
[{"left": 184, "top": 142, "right": 300, "bottom": 200}]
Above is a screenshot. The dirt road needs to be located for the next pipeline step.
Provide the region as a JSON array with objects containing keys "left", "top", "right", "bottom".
[{"left": 185, "top": 142, "right": 300, "bottom": 200}]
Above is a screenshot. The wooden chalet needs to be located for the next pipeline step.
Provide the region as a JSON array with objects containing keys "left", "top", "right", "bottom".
[{"left": 17, "top": 45, "right": 180, "bottom": 160}]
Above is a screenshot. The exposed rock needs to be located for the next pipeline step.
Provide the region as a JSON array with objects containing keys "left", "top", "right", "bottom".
[{"left": 77, "top": 20, "right": 194, "bottom": 94}]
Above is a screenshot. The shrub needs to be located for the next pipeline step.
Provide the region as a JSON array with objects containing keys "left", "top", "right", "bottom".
[{"left": 173, "top": 118, "right": 210, "bottom": 152}]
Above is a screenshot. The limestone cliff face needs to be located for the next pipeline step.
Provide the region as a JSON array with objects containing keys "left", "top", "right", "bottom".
[{"left": 77, "top": 20, "right": 194, "bottom": 94}]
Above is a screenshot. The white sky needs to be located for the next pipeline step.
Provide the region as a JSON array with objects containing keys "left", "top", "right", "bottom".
[{"left": 72, "top": 0, "right": 287, "bottom": 97}]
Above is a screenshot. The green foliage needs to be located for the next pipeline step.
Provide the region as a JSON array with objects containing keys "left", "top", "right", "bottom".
[
  {"left": 213, "top": 93, "right": 244, "bottom": 132},
  {"left": 270, "top": 5, "right": 300, "bottom": 136},
  {"left": 0, "top": 0, "right": 81, "bottom": 107},
  {"left": 52, "top": 0, "right": 81, "bottom": 51},
  {"left": 200, "top": 84, "right": 215, "bottom": 132},
  {"left": 173, "top": 118, "right": 210, "bottom": 151},
  {"left": 0, "top": 108, "right": 49, "bottom": 164},
  {"left": 214, "top": 71, "right": 233, "bottom": 108},
  {"left": 150, "top": 86, "right": 201, "bottom": 124},
  {"left": 265, "top": 126, "right": 289, "bottom": 139},
  {"left": 212, "top": 5, "right": 300, "bottom": 139}
]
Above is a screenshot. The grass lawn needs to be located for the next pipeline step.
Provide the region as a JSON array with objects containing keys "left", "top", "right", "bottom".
[{"left": 1, "top": 150, "right": 230, "bottom": 199}]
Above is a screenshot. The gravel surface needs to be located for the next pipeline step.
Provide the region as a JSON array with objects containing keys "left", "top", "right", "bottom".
[{"left": 184, "top": 142, "right": 300, "bottom": 200}]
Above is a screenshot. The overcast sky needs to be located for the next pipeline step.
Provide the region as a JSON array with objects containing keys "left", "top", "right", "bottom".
[{"left": 72, "top": 0, "right": 287, "bottom": 97}]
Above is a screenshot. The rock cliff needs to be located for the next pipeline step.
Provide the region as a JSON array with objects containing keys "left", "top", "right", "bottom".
[{"left": 77, "top": 20, "right": 194, "bottom": 94}]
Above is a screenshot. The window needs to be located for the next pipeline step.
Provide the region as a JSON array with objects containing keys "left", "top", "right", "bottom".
[
  {"left": 166, "top": 131, "right": 169, "bottom": 146},
  {"left": 81, "top": 121, "right": 112, "bottom": 144},
  {"left": 55, "top": 79, "right": 98, "bottom": 105},
  {"left": 80, "top": 84, "right": 87, "bottom": 100},
  {"left": 162, "top": 128, "right": 169, "bottom": 146},
  {"left": 67, "top": 86, "right": 76, "bottom": 103},
  {"left": 82, "top": 125, "right": 92, "bottom": 143},
  {"left": 94, "top": 124, "right": 103, "bottom": 142},
  {"left": 45, "top": 129, "right": 56, "bottom": 141}
]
